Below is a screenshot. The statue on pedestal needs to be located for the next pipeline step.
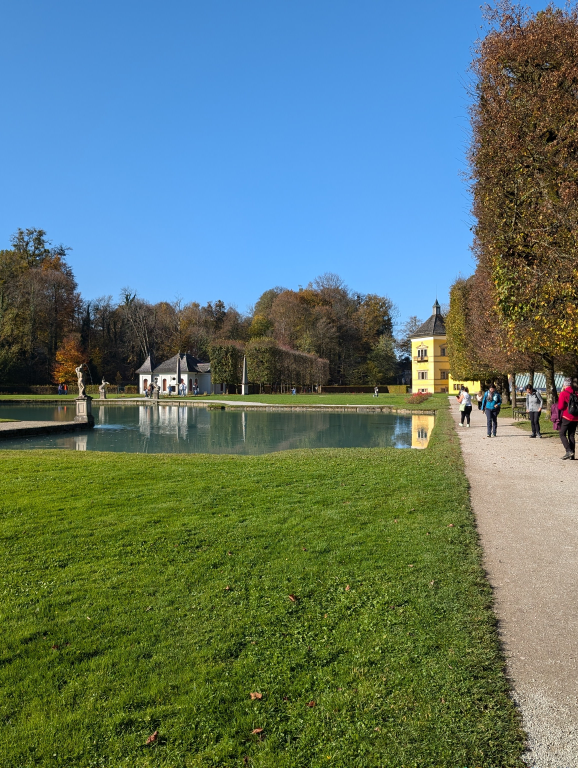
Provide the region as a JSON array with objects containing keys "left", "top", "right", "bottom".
[
  {"left": 75, "top": 364, "right": 87, "bottom": 398},
  {"left": 99, "top": 378, "right": 110, "bottom": 399},
  {"left": 152, "top": 382, "right": 160, "bottom": 400},
  {"left": 74, "top": 363, "right": 94, "bottom": 427}
]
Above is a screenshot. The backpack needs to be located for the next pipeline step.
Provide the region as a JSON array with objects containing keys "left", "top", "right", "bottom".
[
  {"left": 568, "top": 391, "right": 578, "bottom": 417},
  {"left": 551, "top": 403, "right": 562, "bottom": 430}
]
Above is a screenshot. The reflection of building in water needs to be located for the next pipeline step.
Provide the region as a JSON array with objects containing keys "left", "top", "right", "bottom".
[
  {"left": 139, "top": 406, "right": 153, "bottom": 437},
  {"left": 157, "top": 405, "right": 189, "bottom": 439},
  {"left": 75, "top": 434, "right": 88, "bottom": 451},
  {"left": 411, "top": 414, "right": 435, "bottom": 449}
]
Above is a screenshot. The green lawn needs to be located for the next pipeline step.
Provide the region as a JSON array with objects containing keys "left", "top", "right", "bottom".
[
  {"left": 499, "top": 404, "right": 558, "bottom": 439},
  {"left": 0, "top": 393, "right": 444, "bottom": 410},
  {"left": 202, "top": 393, "right": 445, "bottom": 410},
  {"left": 0, "top": 394, "right": 136, "bottom": 401},
  {"left": 0, "top": 406, "right": 524, "bottom": 767}
]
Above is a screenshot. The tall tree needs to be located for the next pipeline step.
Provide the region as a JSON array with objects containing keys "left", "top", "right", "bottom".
[{"left": 470, "top": 2, "right": 578, "bottom": 400}]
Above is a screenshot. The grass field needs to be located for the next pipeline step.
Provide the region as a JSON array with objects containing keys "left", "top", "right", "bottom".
[
  {"left": 207, "top": 393, "right": 444, "bottom": 410},
  {"left": 499, "top": 404, "right": 558, "bottom": 440},
  {"left": 0, "top": 405, "right": 525, "bottom": 767},
  {"left": 0, "top": 392, "right": 441, "bottom": 409}
]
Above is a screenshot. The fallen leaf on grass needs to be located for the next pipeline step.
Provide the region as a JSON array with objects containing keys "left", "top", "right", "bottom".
[
  {"left": 288, "top": 594, "right": 298, "bottom": 602},
  {"left": 145, "top": 606, "right": 152, "bottom": 611},
  {"left": 345, "top": 585, "right": 350, "bottom": 591},
  {"left": 250, "top": 692, "right": 263, "bottom": 700},
  {"left": 307, "top": 700, "right": 316, "bottom": 707},
  {"left": 145, "top": 731, "right": 158, "bottom": 745},
  {"left": 51, "top": 644, "right": 59, "bottom": 650},
  {"left": 251, "top": 728, "right": 264, "bottom": 735},
  {"left": 429, "top": 581, "right": 435, "bottom": 586},
  {"left": 448, "top": 524, "right": 454, "bottom": 528},
  {"left": 227, "top": 551, "right": 232, "bottom": 556},
  {"left": 408, "top": 564, "right": 414, "bottom": 568},
  {"left": 225, "top": 586, "right": 231, "bottom": 591}
]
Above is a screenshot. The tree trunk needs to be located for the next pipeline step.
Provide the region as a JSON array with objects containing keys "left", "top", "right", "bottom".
[
  {"left": 501, "top": 374, "right": 511, "bottom": 404},
  {"left": 542, "top": 356, "right": 557, "bottom": 408},
  {"left": 509, "top": 373, "right": 517, "bottom": 408},
  {"left": 529, "top": 370, "right": 535, "bottom": 388}
]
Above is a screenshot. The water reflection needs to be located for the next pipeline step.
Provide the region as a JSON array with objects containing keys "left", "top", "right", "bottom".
[
  {"left": 411, "top": 414, "right": 435, "bottom": 449},
  {"left": 0, "top": 404, "right": 434, "bottom": 455},
  {"left": 74, "top": 434, "right": 88, "bottom": 451}
]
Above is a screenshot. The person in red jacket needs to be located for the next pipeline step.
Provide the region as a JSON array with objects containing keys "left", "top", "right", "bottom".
[{"left": 557, "top": 377, "right": 578, "bottom": 460}]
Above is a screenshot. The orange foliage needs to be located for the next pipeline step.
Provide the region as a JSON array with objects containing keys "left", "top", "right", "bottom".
[{"left": 53, "top": 337, "right": 84, "bottom": 384}]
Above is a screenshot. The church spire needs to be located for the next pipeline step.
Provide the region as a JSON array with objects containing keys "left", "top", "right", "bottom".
[{"left": 433, "top": 299, "right": 441, "bottom": 316}]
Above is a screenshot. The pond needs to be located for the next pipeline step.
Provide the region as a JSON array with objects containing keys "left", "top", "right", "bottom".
[{"left": 0, "top": 404, "right": 434, "bottom": 455}]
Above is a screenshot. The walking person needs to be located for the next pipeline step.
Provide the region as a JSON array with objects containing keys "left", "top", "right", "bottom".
[
  {"left": 476, "top": 390, "right": 483, "bottom": 410},
  {"left": 482, "top": 385, "right": 502, "bottom": 438},
  {"left": 525, "top": 384, "right": 543, "bottom": 438},
  {"left": 458, "top": 386, "right": 473, "bottom": 427},
  {"left": 557, "top": 377, "right": 578, "bottom": 460}
]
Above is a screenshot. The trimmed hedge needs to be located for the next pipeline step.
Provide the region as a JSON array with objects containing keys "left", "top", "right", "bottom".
[{"left": 320, "top": 385, "right": 410, "bottom": 394}]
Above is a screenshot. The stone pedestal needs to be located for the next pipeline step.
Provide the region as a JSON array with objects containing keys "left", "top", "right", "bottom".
[
  {"left": 74, "top": 396, "right": 95, "bottom": 427},
  {"left": 152, "top": 389, "right": 160, "bottom": 401}
]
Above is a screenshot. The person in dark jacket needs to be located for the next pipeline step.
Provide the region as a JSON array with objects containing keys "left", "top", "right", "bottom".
[
  {"left": 525, "top": 385, "right": 543, "bottom": 438},
  {"left": 557, "top": 377, "right": 578, "bottom": 459}
]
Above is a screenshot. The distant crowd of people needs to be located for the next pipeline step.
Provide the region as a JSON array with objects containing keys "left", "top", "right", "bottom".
[{"left": 456, "top": 377, "right": 578, "bottom": 459}]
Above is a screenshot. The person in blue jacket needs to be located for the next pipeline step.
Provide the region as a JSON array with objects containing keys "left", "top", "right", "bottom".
[{"left": 482, "top": 385, "right": 502, "bottom": 438}]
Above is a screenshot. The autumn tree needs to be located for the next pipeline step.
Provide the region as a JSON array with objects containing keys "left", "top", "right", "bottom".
[
  {"left": 470, "top": 2, "right": 578, "bottom": 401},
  {"left": 53, "top": 336, "right": 85, "bottom": 384},
  {"left": 0, "top": 229, "right": 78, "bottom": 384}
]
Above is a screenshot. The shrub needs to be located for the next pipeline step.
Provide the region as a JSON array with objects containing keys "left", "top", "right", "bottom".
[{"left": 406, "top": 392, "right": 432, "bottom": 404}]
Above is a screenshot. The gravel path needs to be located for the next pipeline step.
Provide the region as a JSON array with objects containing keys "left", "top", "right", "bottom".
[{"left": 450, "top": 399, "right": 578, "bottom": 767}]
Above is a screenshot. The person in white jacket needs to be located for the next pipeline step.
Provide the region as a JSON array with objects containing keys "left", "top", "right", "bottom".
[{"left": 458, "top": 387, "right": 473, "bottom": 427}]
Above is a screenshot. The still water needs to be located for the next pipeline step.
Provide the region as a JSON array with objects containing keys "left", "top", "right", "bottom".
[{"left": 0, "top": 404, "right": 434, "bottom": 455}]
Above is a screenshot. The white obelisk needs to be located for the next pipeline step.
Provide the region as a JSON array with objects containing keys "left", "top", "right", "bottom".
[{"left": 241, "top": 356, "right": 249, "bottom": 395}]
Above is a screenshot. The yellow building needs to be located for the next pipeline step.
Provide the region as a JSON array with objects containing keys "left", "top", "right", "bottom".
[{"left": 410, "top": 301, "right": 480, "bottom": 395}]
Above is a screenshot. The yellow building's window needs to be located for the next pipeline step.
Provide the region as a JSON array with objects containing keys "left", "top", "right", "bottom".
[
  {"left": 440, "top": 370, "right": 449, "bottom": 380},
  {"left": 440, "top": 346, "right": 447, "bottom": 357},
  {"left": 417, "top": 347, "right": 428, "bottom": 360},
  {"left": 418, "top": 371, "right": 428, "bottom": 380}
]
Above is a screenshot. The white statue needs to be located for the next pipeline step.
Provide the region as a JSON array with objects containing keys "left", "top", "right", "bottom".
[
  {"left": 99, "top": 377, "right": 110, "bottom": 399},
  {"left": 75, "top": 364, "right": 87, "bottom": 398}
]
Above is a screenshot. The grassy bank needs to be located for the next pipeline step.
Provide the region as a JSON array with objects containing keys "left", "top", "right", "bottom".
[
  {"left": 498, "top": 405, "right": 558, "bottom": 439},
  {"left": 0, "top": 393, "right": 444, "bottom": 410},
  {"left": 0, "top": 407, "right": 524, "bottom": 767},
  {"left": 207, "top": 393, "right": 446, "bottom": 410}
]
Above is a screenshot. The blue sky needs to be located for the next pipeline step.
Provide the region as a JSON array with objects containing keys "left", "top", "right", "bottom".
[{"left": 0, "top": 0, "right": 549, "bottom": 325}]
